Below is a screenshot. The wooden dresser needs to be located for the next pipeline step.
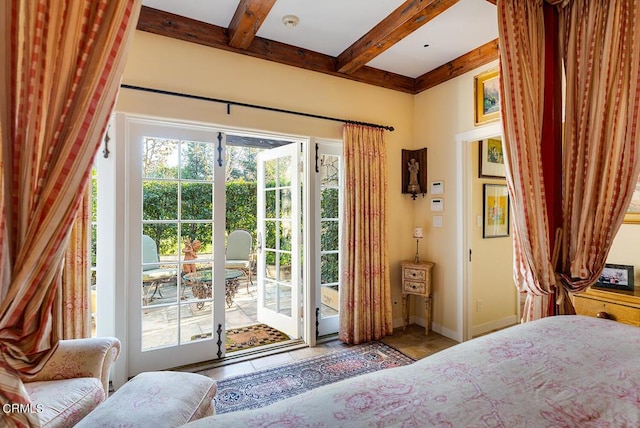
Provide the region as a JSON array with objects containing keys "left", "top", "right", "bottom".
[
  {"left": 574, "top": 286, "right": 640, "bottom": 327},
  {"left": 401, "top": 260, "right": 434, "bottom": 334}
]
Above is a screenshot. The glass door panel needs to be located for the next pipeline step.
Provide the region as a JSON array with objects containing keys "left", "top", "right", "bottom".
[
  {"left": 127, "top": 118, "right": 225, "bottom": 376},
  {"left": 256, "top": 143, "right": 300, "bottom": 338},
  {"left": 317, "top": 144, "right": 342, "bottom": 336}
]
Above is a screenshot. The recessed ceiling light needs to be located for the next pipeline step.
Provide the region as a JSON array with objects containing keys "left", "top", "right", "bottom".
[{"left": 282, "top": 14, "right": 299, "bottom": 28}]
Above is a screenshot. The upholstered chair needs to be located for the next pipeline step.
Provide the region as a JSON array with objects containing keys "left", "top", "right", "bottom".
[{"left": 22, "top": 337, "right": 121, "bottom": 427}]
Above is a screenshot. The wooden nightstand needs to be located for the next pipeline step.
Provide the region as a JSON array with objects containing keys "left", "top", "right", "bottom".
[
  {"left": 401, "top": 260, "right": 434, "bottom": 334},
  {"left": 574, "top": 286, "right": 640, "bottom": 327}
]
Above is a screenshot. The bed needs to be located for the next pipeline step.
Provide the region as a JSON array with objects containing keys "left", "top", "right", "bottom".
[{"left": 185, "top": 315, "right": 640, "bottom": 427}]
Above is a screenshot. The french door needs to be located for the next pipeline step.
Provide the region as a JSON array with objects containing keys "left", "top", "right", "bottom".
[
  {"left": 126, "top": 117, "right": 227, "bottom": 375},
  {"left": 256, "top": 143, "right": 301, "bottom": 338},
  {"left": 315, "top": 142, "right": 342, "bottom": 336}
]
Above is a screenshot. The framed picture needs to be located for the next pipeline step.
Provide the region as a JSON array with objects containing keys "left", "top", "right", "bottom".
[
  {"left": 595, "top": 263, "right": 634, "bottom": 291},
  {"left": 483, "top": 184, "right": 510, "bottom": 238},
  {"left": 474, "top": 68, "right": 500, "bottom": 126},
  {"left": 624, "top": 173, "right": 640, "bottom": 224},
  {"left": 479, "top": 137, "right": 505, "bottom": 179}
]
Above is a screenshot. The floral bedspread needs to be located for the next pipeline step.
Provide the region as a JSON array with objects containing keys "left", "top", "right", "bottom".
[{"left": 186, "top": 315, "right": 640, "bottom": 427}]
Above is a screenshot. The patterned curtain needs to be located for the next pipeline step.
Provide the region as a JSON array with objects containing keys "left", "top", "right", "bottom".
[
  {"left": 498, "top": 0, "right": 640, "bottom": 321},
  {"left": 0, "top": 1, "right": 140, "bottom": 426},
  {"left": 60, "top": 187, "right": 92, "bottom": 339},
  {"left": 339, "top": 124, "right": 393, "bottom": 344}
]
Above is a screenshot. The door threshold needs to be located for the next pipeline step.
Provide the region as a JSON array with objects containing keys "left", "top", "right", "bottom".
[{"left": 172, "top": 339, "right": 307, "bottom": 373}]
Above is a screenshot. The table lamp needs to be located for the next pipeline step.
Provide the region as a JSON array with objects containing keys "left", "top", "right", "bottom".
[{"left": 413, "top": 227, "right": 423, "bottom": 263}]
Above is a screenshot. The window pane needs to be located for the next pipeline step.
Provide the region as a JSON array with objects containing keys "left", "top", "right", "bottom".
[
  {"left": 321, "top": 188, "right": 339, "bottom": 218},
  {"left": 142, "top": 306, "right": 178, "bottom": 350},
  {"left": 264, "top": 159, "right": 277, "bottom": 188},
  {"left": 181, "top": 182, "right": 212, "bottom": 220},
  {"left": 321, "top": 220, "right": 338, "bottom": 251},
  {"left": 143, "top": 138, "right": 178, "bottom": 179},
  {"left": 279, "top": 221, "right": 292, "bottom": 251},
  {"left": 143, "top": 223, "right": 179, "bottom": 260},
  {"left": 279, "top": 189, "right": 292, "bottom": 218},
  {"left": 320, "top": 154, "right": 339, "bottom": 187},
  {"left": 277, "top": 156, "right": 292, "bottom": 187},
  {"left": 182, "top": 302, "right": 213, "bottom": 343},
  {"left": 181, "top": 141, "right": 214, "bottom": 181},
  {"left": 143, "top": 181, "right": 178, "bottom": 220},
  {"left": 321, "top": 253, "right": 339, "bottom": 284},
  {"left": 265, "top": 190, "right": 276, "bottom": 218}
]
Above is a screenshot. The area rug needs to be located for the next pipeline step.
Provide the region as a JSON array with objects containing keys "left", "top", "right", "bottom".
[
  {"left": 225, "top": 324, "right": 290, "bottom": 353},
  {"left": 213, "top": 341, "right": 414, "bottom": 414}
]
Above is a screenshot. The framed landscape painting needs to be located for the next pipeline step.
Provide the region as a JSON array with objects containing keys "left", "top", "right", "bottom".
[{"left": 474, "top": 69, "right": 500, "bottom": 126}]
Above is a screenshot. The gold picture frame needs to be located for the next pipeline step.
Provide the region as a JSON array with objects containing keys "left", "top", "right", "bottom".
[
  {"left": 483, "top": 184, "right": 510, "bottom": 238},
  {"left": 478, "top": 137, "right": 505, "bottom": 179},
  {"left": 624, "top": 173, "right": 640, "bottom": 224},
  {"left": 474, "top": 69, "right": 500, "bottom": 126}
]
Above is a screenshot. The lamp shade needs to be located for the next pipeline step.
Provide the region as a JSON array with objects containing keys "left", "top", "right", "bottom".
[{"left": 413, "top": 227, "right": 424, "bottom": 238}]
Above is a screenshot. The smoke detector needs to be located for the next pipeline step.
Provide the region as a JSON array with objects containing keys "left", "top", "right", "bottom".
[{"left": 282, "top": 14, "right": 299, "bottom": 28}]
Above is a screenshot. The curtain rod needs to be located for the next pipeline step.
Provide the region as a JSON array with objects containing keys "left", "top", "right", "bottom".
[{"left": 120, "top": 84, "right": 394, "bottom": 132}]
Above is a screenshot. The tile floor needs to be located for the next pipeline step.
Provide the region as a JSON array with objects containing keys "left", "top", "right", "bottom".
[{"left": 197, "top": 324, "right": 459, "bottom": 381}]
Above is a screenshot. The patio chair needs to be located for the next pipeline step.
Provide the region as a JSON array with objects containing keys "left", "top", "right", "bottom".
[
  {"left": 225, "top": 230, "right": 253, "bottom": 293},
  {"left": 142, "top": 234, "right": 177, "bottom": 305}
]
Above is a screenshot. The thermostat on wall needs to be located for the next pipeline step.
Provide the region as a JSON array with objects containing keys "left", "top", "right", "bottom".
[
  {"left": 431, "top": 180, "right": 444, "bottom": 195},
  {"left": 431, "top": 198, "right": 444, "bottom": 212}
]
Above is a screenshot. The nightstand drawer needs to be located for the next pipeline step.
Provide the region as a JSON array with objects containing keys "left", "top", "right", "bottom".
[
  {"left": 574, "top": 295, "right": 640, "bottom": 326},
  {"left": 403, "top": 281, "right": 426, "bottom": 294},
  {"left": 403, "top": 268, "right": 426, "bottom": 281}
]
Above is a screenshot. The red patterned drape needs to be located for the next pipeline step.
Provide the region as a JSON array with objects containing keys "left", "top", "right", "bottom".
[
  {"left": 0, "top": 1, "right": 140, "bottom": 426},
  {"left": 339, "top": 124, "right": 393, "bottom": 344},
  {"left": 498, "top": 0, "right": 640, "bottom": 321}
]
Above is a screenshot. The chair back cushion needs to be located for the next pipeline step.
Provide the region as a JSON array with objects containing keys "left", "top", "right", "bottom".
[
  {"left": 142, "top": 235, "right": 161, "bottom": 270},
  {"left": 226, "top": 230, "right": 252, "bottom": 261}
]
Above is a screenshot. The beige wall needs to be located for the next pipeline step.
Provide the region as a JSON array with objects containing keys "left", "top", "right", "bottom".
[
  {"left": 118, "top": 32, "right": 636, "bottom": 340},
  {"left": 469, "top": 141, "right": 517, "bottom": 335},
  {"left": 607, "top": 224, "right": 640, "bottom": 286},
  {"left": 413, "top": 60, "right": 506, "bottom": 336},
  {"left": 118, "top": 31, "right": 417, "bottom": 328}
]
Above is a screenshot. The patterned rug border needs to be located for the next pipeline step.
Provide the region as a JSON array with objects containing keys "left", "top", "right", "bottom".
[{"left": 213, "top": 341, "right": 414, "bottom": 414}]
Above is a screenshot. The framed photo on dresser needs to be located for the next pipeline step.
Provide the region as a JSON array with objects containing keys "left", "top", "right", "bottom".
[{"left": 595, "top": 264, "right": 634, "bottom": 291}]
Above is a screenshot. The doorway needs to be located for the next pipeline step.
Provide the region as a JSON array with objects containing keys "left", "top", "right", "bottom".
[
  {"left": 455, "top": 122, "right": 518, "bottom": 341},
  {"left": 103, "top": 114, "right": 342, "bottom": 378}
]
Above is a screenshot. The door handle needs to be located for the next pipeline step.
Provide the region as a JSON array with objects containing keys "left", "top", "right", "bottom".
[{"left": 256, "top": 232, "right": 262, "bottom": 253}]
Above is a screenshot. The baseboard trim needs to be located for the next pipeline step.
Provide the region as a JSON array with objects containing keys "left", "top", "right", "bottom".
[{"left": 471, "top": 315, "right": 518, "bottom": 338}]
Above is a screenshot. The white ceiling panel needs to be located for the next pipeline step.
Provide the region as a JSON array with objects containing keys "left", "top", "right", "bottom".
[
  {"left": 142, "top": 0, "right": 240, "bottom": 28},
  {"left": 367, "top": 0, "right": 498, "bottom": 78},
  {"left": 256, "top": 0, "right": 405, "bottom": 57},
  {"left": 139, "top": 0, "right": 499, "bottom": 82}
]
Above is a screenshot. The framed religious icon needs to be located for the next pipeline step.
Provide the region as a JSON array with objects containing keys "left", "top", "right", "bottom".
[
  {"left": 474, "top": 68, "right": 500, "bottom": 126},
  {"left": 483, "top": 184, "right": 510, "bottom": 238},
  {"left": 401, "top": 148, "right": 428, "bottom": 199}
]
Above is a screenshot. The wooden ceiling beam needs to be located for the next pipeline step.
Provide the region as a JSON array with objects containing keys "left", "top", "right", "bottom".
[
  {"left": 136, "top": 6, "right": 417, "bottom": 93},
  {"left": 228, "top": 0, "right": 276, "bottom": 50},
  {"left": 486, "top": 0, "right": 497, "bottom": 5},
  {"left": 336, "top": 0, "right": 459, "bottom": 75},
  {"left": 414, "top": 38, "right": 499, "bottom": 93}
]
